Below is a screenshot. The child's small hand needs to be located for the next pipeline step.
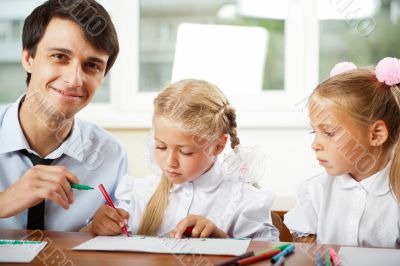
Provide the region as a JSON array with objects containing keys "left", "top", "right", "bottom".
[
  {"left": 169, "top": 214, "right": 228, "bottom": 238},
  {"left": 91, "top": 205, "right": 129, "bottom": 235}
]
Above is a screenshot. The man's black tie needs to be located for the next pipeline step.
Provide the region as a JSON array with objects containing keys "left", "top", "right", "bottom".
[{"left": 20, "top": 149, "right": 55, "bottom": 230}]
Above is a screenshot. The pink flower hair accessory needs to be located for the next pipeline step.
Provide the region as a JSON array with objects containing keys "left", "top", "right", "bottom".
[
  {"left": 376, "top": 57, "right": 400, "bottom": 86},
  {"left": 330, "top": 62, "right": 357, "bottom": 77}
]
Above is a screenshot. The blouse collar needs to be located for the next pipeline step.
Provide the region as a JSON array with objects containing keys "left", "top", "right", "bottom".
[
  {"left": 170, "top": 156, "right": 224, "bottom": 193},
  {"left": 336, "top": 162, "right": 391, "bottom": 196}
]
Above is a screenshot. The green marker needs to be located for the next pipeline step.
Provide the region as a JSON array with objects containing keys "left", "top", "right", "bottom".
[
  {"left": 71, "top": 184, "right": 94, "bottom": 190},
  {"left": 254, "top": 243, "right": 291, "bottom": 256},
  {"left": 0, "top": 240, "right": 42, "bottom": 245},
  {"left": 325, "top": 250, "right": 332, "bottom": 266}
]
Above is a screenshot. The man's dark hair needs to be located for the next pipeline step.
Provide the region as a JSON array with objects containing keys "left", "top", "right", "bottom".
[{"left": 22, "top": 0, "right": 119, "bottom": 85}]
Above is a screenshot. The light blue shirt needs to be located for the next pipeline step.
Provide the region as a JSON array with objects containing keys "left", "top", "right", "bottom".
[{"left": 0, "top": 96, "right": 128, "bottom": 231}]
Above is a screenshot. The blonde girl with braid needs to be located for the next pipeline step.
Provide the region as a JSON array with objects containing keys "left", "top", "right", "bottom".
[
  {"left": 284, "top": 58, "right": 400, "bottom": 247},
  {"left": 90, "top": 79, "right": 279, "bottom": 240}
]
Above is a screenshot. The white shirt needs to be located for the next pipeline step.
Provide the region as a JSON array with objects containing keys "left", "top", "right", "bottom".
[
  {"left": 284, "top": 164, "right": 400, "bottom": 247},
  {"left": 0, "top": 96, "right": 128, "bottom": 231},
  {"left": 115, "top": 158, "right": 279, "bottom": 241}
]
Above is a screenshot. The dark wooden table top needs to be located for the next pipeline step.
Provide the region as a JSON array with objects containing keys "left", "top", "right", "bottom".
[{"left": 0, "top": 229, "right": 338, "bottom": 265}]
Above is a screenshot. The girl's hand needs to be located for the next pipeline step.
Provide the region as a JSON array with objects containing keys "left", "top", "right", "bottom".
[
  {"left": 91, "top": 205, "right": 129, "bottom": 236},
  {"left": 169, "top": 214, "right": 228, "bottom": 238}
]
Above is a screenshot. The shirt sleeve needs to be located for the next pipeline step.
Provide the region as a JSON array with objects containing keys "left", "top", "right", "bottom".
[
  {"left": 230, "top": 186, "right": 279, "bottom": 241},
  {"left": 115, "top": 174, "right": 135, "bottom": 213},
  {"left": 284, "top": 181, "right": 318, "bottom": 236}
]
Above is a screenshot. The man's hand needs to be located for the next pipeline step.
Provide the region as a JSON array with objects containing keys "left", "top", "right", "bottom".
[
  {"left": 0, "top": 165, "right": 79, "bottom": 218},
  {"left": 169, "top": 214, "right": 228, "bottom": 238},
  {"left": 91, "top": 205, "right": 130, "bottom": 235}
]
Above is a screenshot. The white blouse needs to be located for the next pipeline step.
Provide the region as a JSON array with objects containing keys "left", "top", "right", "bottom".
[
  {"left": 115, "top": 159, "right": 279, "bottom": 241},
  {"left": 284, "top": 164, "right": 400, "bottom": 247}
]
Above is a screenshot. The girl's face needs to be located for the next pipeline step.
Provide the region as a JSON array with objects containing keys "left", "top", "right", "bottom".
[
  {"left": 153, "top": 116, "right": 225, "bottom": 184},
  {"left": 309, "top": 97, "right": 377, "bottom": 181}
]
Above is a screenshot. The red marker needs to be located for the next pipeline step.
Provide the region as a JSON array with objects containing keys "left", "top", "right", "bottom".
[
  {"left": 99, "top": 184, "right": 129, "bottom": 237},
  {"left": 183, "top": 226, "right": 193, "bottom": 237},
  {"left": 330, "top": 248, "right": 340, "bottom": 266},
  {"left": 237, "top": 249, "right": 281, "bottom": 265}
]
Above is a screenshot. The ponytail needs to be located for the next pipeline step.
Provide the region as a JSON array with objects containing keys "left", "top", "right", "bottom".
[
  {"left": 389, "top": 141, "right": 400, "bottom": 200},
  {"left": 389, "top": 85, "right": 400, "bottom": 200},
  {"left": 224, "top": 105, "right": 240, "bottom": 149},
  {"left": 137, "top": 175, "right": 171, "bottom": 235}
]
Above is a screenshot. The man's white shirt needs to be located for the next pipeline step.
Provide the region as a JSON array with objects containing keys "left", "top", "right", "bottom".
[{"left": 0, "top": 96, "right": 128, "bottom": 231}]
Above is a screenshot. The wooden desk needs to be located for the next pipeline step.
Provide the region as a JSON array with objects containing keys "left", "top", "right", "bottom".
[{"left": 0, "top": 229, "right": 337, "bottom": 265}]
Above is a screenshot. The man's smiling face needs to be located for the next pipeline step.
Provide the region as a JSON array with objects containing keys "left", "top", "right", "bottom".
[{"left": 22, "top": 17, "right": 109, "bottom": 119}]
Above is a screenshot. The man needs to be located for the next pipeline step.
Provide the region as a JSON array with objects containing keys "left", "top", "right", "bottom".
[{"left": 0, "top": 0, "right": 128, "bottom": 231}]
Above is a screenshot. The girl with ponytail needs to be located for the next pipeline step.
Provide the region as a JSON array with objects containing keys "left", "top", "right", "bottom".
[{"left": 285, "top": 58, "right": 400, "bottom": 247}]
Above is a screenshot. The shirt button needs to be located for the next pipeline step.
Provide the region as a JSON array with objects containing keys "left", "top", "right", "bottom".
[
  {"left": 350, "top": 219, "right": 357, "bottom": 226},
  {"left": 356, "top": 194, "right": 364, "bottom": 203},
  {"left": 185, "top": 191, "right": 191, "bottom": 197}
]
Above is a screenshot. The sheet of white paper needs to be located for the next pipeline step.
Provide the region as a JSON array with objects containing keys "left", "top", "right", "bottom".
[
  {"left": 339, "top": 246, "right": 400, "bottom": 266},
  {"left": 73, "top": 236, "right": 250, "bottom": 256},
  {"left": 0, "top": 241, "right": 47, "bottom": 263}
]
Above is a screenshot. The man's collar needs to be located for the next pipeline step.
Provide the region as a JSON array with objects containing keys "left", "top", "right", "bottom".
[
  {"left": 46, "top": 120, "right": 84, "bottom": 162},
  {"left": 0, "top": 95, "right": 83, "bottom": 162},
  {"left": 0, "top": 95, "right": 31, "bottom": 154}
]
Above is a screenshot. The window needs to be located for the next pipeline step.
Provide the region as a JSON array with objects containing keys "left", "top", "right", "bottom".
[
  {"left": 319, "top": 0, "right": 400, "bottom": 79},
  {"left": 0, "top": 14, "right": 28, "bottom": 103},
  {"left": 139, "top": 0, "right": 285, "bottom": 91},
  {"left": 88, "top": 0, "right": 316, "bottom": 128}
]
